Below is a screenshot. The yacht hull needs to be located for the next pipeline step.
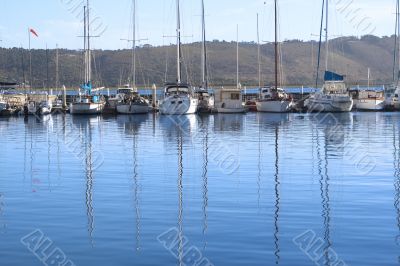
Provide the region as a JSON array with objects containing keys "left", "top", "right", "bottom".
[
  {"left": 216, "top": 107, "right": 247, "bottom": 113},
  {"left": 27, "top": 102, "right": 39, "bottom": 115},
  {"left": 40, "top": 107, "right": 52, "bottom": 115},
  {"left": 354, "top": 99, "right": 384, "bottom": 111},
  {"left": 159, "top": 95, "right": 198, "bottom": 115},
  {"left": 70, "top": 102, "right": 105, "bottom": 115},
  {"left": 306, "top": 98, "right": 353, "bottom": 112},
  {"left": 0, "top": 102, "right": 6, "bottom": 112},
  {"left": 116, "top": 104, "right": 149, "bottom": 114},
  {"left": 256, "top": 100, "right": 292, "bottom": 113}
]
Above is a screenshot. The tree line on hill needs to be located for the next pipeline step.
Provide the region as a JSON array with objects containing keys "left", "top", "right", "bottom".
[{"left": 0, "top": 35, "right": 396, "bottom": 89}]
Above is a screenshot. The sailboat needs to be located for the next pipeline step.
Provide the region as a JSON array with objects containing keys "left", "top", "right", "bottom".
[
  {"left": 0, "top": 97, "right": 7, "bottom": 113},
  {"left": 305, "top": 0, "right": 353, "bottom": 112},
  {"left": 385, "top": 0, "right": 400, "bottom": 110},
  {"left": 195, "top": 0, "right": 214, "bottom": 113},
  {"left": 256, "top": 0, "right": 293, "bottom": 113},
  {"left": 70, "top": 1, "right": 105, "bottom": 115},
  {"left": 352, "top": 69, "right": 385, "bottom": 111},
  {"left": 116, "top": 0, "right": 150, "bottom": 115},
  {"left": 159, "top": 0, "right": 199, "bottom": 115},
  {"left": 214, "top": 25, "right": 247, "bottom": 113}
]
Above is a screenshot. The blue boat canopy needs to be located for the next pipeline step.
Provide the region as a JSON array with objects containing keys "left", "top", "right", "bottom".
[{"left": 324, "top": 71, "right": 344, "bottom": 81}]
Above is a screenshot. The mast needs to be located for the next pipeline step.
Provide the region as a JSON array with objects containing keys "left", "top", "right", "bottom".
[
  {"left": 393, "top": 0, "right": 398, "bottom": 82},
  {"left": 257, "top": 13, "right": 261, "bottom": 90},
  {"left": 201, "top": 0, "right": 207, "bottom": 89},
  {"left": 56, "top": 44, "right": 59, "bottom": 92},
  {"left": 46, "top": 44, "right": 49, "bottom": 93},
  {"left": 274, "top": 0, "right": 278, "bottom": 90},
  {"left": 132, "top": 0, "right": 137, "bottom": 89},
  {"left": 325, "top": 0, "right": 329, "bottom": 71},
  {"left": 398, "top": 0, "right": 400, "bottom": 82},
  {"left": 87, "top": 0, "right": 91, "bottom": 86},
  {"left": 28, "top": 28, "right": 32, "bottom": 89},
  {"left": 176, "top": 0, "right": 182, "bottom": 84},
  {"left": 315, "top": 0, "right": 325, "bottom": 88},
  {"left": 83, "top": 5, "right": 88, "bottom": 85},
  {"left": 236, "top": 24, "right": 239, "bottom": 89}
]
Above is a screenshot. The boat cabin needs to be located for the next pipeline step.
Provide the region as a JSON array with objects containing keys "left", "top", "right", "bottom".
[
  {"left": 259, "top": 87, "right": 288, "bottom": 100},
  {"left": 164, "top": 83, "right": 191, "bottom": 96}
]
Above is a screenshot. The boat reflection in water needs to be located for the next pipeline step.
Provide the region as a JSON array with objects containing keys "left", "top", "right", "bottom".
[
  {"left": 315, "top": 125, "right": 333, "bottom": 265},
  {"left": 256, "top": 113, "right": 290, "bottom": 264},
  {"left": 116, "top": 114, "right": 149, "bottom": 136},
  {"left": 392, "top": 121, "right": 400, "bottom": 262},
  {"left": 198, "top": 115, "right": 210, "bottom": 250},
  {"left": 72, "top": 116, "right": 102, "bottom": 245},
  {"left": 309, "top": 112, "right": 353, "bottom": 153},
  {"left": 116, "top": 114, "right": 149, "bottom": 251},
  {"left": 213, "top": 113, "right": 244, "bottom": 133},
  {"left": 158, "top": 114, "right": 197, "bottom": 144},
  {"left": 23, "top": 115, "right": 55, "bottom": 193}
]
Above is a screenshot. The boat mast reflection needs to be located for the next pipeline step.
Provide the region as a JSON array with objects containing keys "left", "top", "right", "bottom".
[
  {"left": 274, "top": 125, "right": 281, "bottom": 264},
  {"left": 200, "top": 116, "right": 209, "bottom": 250},
  {"left": 316, "top": 127, "right": 332, "bottom": 265},
  {"left": 132, "top": 131, "right": 141, "bottom": 251},
  {"left": 75, "top": 118, "right": 96, "bottom": 246},
  {"left": 392, "top": 123, "right": 400, "bottom": 259},
  {"left": 177, "top": 131, "right": 184, "bottom": 266}
]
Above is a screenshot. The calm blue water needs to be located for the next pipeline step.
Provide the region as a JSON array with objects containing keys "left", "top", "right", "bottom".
[{"left": 0, "top": 112, "right": 399, "bottom": 266}]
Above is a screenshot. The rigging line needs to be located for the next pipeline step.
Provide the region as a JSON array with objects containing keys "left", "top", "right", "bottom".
[{"left": 394, "top": 0, "right": 399, "bottom": 82}]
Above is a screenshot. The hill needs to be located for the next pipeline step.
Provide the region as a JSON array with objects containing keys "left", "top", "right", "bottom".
[{"left": 0, "top": 35, "right": 397, "bottom": 88}]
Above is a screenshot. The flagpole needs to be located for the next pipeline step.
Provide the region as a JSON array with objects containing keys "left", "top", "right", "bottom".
[{"left": 28, "top": 28, "right": 32, "bottom": 90}]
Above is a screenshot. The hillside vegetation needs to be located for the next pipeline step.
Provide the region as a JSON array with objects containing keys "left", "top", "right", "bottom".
[{"left": 0, "top": 35, "right": 396, "bottom": 88}]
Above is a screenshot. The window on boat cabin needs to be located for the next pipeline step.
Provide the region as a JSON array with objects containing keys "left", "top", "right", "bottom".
[{"left": 231, "top": 93, "right": 240, "bottom": 100}]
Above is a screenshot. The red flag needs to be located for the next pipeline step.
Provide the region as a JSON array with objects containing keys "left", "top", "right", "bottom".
[{"left": 29, "top": 28, "right": 38, "bottom": 37}]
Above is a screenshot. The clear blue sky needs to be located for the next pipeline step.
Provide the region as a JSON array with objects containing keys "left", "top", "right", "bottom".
[{"left": 0, "top": 0, "right": 395, "bottom": 50}]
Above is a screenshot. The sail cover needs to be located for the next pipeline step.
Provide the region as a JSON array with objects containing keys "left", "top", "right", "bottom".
[{"left": 324, "top": 71, "right": 344, "bottom": 81}]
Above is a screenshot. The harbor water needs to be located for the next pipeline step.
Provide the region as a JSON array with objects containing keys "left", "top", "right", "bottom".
[{"left": 0, "top": 112, "right": 399, "bottom": 265}]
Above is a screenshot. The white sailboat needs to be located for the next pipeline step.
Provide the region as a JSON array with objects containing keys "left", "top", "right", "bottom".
[
  {"left": 159, "top": 0, "right": 199, "bottom": 115},
  {"left": 214, "top": 25, "right": 246, "bottom": 113},
  {"left": 256, "top": 0, "right": 293, "bottom": 113},
  {"left": 305, "top": 0, "right": 353, "bottom": 112},
  {"left": 39, "top": 97, "right": 53, "bottom": 115},
  {"left": 70, "top": 1, "right": 105, "bottom": 115},
  {"left": 385, "top": 0, "right": 400, "bottom": 110},
  {"left": 352, "top": 69, "right": 384, "bottom": 111},
  {"left": 27, "top": 100, "right": 39, "bottom": 115},
  {"left": 116, "top": 0, "right": 150, "bottom": 115},
  {"left": 195, "top": 0, "right": 214, "bottom": 113},
  {"left": 353, "top": 90, "right": 385, "bottom": 111}
]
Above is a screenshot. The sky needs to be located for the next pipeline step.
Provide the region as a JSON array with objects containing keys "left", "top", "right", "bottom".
[{"left": 0, "top": 0, "right": 396, "bottom": 50}]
